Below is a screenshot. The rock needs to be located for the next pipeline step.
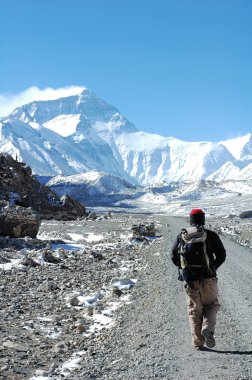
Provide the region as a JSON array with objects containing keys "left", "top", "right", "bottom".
[
  {"left": 90, "top": 251, "right": 105, "bottom": 261},
  {"left": 0, "top": 154, "right": 87, "bottom": 221},
  {"left": 239, "top": 210, "right": 252, "bottom": 218},
  {"left": 0, "top": 365, "right": 9, "bottom": 372},
  {"left": 87, "top": 307, "right": 94, "bottom": 316},
  {"left": 69, "top": 296, "right": 81, "bottom": 306},
  {"left": 94, "top": 304, "right": 105, "bottom": 312},
  {"left": 146, "top": 222, "right": 156, "bottom": 236},
  {"left": 49, "top": 362, "right": 58, "bottom": 372},
  {"left": 112, "top": 287, "right": 123, "bottom": 297},
  {"left": 0, "top": 205, "right": 40, "bottom": 238},
  {"left": 54, "top": 194, "right": 86, "bottom": 221},
  {"left": 3, "top": 341, "right": 29, "bottom": 351},
  {"left": 53, "top": 342, "right": 68, "bottom": 354},
  {"left": 131, "top": 222, "right": 156, "bottom": 238},
  {"left": 13, "top": 367, "right": 29, "bottom": 375},
  {"left": 42, "top": 250, "right": 61, "bottom": 264},
  {"left": 19, "top": 256, "right": 40, "bottom": 267},
  {"left": 76, "top": 323, "right": 86, "bottom": 333},
  {"left": 55, "top": 247, "right": 68, "bottom": 259},
  {"left": 37, "top": 280, "right": 59, "bottom": 292},
  {"left": 86, "top": 212, "right": 98, "bottom": 220}
]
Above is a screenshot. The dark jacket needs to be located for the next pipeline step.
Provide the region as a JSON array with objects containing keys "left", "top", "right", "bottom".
[{"left": 171, "top": 228, "right": 226, "bottom": 280}]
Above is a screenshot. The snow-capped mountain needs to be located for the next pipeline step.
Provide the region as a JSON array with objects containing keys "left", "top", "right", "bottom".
[
  {"left": 0, "top": 89, "right": 136, "bottom": 182},
  {"left": 114, "top": 131, "right": 236, "bottom": 184},
  {"left": 46, "top": 171, "right": 137, "bottom": 206},
  {"left": 0, "top": 88, "right": 251, "bottom": 187},
  {"left": 47, "top": 171, "right": 135, "bottom": 195}
]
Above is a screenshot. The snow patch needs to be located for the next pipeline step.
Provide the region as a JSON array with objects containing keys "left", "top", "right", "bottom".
[
  {"left": 0, "top": 259, "right": 23, "bottom": 271},
  {"left": 84, "top": 233, "right": 104, "bottom": 242},
  {"left": 43, "top": 114, "right": 81, "bottom": 137}
]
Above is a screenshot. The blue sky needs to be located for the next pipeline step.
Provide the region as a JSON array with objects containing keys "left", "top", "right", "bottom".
[{"left": 1, "top": 0, "right": 252, "bottom": 141}]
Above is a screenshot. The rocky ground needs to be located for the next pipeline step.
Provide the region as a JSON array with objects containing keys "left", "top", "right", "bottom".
[
  {"left": 0, "top": 212, "right": 251, "bottom": 380},
  {"left": 208, "top": 216, "right": 252, "bottom": 250}
]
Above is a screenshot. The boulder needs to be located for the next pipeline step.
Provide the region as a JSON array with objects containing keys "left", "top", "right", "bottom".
[
  {"left": 76, "top": 323, "right": 86, "bottom": 333},
  {"left": 239, "top": 211, "right": 252, "bottom": 219},
  {"left": 42, "top": 250, "right": 61, "bottom": 264},
  {"left": 68, "top": 296, "right": 81, "bottom": 306},
  {"left": 86, "top": 211, "right": 98, "bottom": 220},
  {"left": 0, "top": 205, "right": 40, "bottom": 238},
  {"left": 131, "top": 222, "right": 156, "bottom": 238}
]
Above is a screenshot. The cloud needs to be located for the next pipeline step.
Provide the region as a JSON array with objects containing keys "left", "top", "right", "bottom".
[{"left": 0, "top": 85, "right": 85, "bottom": 117}]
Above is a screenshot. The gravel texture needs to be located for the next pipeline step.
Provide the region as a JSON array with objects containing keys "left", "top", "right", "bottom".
[{"left": 0, "top": 213, "right": 252, "bottom": 380}]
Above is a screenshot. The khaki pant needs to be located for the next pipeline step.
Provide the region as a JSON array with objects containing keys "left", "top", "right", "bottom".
[{"left": 185, "top": 278, "right": 220, "bottom": 347}]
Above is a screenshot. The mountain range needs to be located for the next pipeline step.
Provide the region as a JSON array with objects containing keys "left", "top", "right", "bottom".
[{"left": 0, "top": 88, "right": 251, "bottom": 188}]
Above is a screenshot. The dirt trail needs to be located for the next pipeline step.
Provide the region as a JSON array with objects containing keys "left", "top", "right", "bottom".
[{"left": 80, "top": 215, "right": 252, "bottom": 380}]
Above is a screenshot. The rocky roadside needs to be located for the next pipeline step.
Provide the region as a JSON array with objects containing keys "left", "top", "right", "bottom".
[
  {"left": 0, "top": 213, "right": 161, "bottom": 379},
  {"left": 207, "top": 216, "right": 252, "bottom": 249}
]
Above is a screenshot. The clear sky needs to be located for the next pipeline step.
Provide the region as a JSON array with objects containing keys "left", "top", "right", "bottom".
[{"left": 1, "top": 0, "right": 252, "bottom": 141}]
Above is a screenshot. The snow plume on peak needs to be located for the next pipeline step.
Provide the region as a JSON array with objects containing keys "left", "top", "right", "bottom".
[{"left": 0, "top": 86, "right": 85, "bottom": 117}]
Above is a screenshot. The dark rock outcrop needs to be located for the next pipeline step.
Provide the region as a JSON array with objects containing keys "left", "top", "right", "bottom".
[
  {"left": 0, "top": 154, "right": 87, "bottom": 221},
  {"left": 0, "top": 204, "right": 40, "bottom": 238}
]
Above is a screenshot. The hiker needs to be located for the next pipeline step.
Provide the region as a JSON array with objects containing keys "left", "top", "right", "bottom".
[{"left": 171, "top": 208, "right": 226, "bottom": 350}]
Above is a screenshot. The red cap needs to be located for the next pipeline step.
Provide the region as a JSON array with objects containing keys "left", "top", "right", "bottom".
[{"left": 190, "top": 208, "right": 205, "bottom": 215}]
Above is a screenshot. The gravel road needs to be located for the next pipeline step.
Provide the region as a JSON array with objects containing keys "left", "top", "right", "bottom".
[{"left": 77, "top": 215, "right": 252, "bottom": 380}]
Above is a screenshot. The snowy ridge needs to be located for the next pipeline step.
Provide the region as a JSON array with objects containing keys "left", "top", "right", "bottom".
[
  {"left": 47, "top": 171, "right": 136, "bottom": 202},
  {"left": 1, "top": 88, "right": 252, "bottom": 187},
  {"left": 114, "top": 132, "right": 236, "bottom": 185},
  {"left": 220, "top": 133, "right": 251, "bottom": 160},
  {"left": 207, "top": 161, "right": 252, "bottom": 181},
  {"left": 47, "top": 171, "right": 135, "bottom": 190}
]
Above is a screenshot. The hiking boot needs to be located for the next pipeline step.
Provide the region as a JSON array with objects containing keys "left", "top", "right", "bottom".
[
  {"left": 202, "top": 329, "right": 215, "bottom": 348},
  {"left": 194, "top": 345, "right": 205, "bottom": 350}
]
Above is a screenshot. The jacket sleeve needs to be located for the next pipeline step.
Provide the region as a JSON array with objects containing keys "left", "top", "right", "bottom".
[
  {"left": 171, "top": 234, "right": 181, "bottom": 267},
  {"left": 212, "top": 232, "right": 226, "bottom": 269}
]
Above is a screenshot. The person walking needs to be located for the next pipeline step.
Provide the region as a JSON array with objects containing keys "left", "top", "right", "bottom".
[{"left": 171, "top": 208, "right": 226, "bottom": 350}]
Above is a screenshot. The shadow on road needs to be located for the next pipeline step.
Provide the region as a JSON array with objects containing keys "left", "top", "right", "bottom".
[{"left": 205, "top": 348, "right": 252, "bottom": 355}]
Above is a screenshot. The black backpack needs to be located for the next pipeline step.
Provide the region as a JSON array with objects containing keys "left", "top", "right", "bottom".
[{"left": 178, "top": 226, "right": 212, "bottom": 282}]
